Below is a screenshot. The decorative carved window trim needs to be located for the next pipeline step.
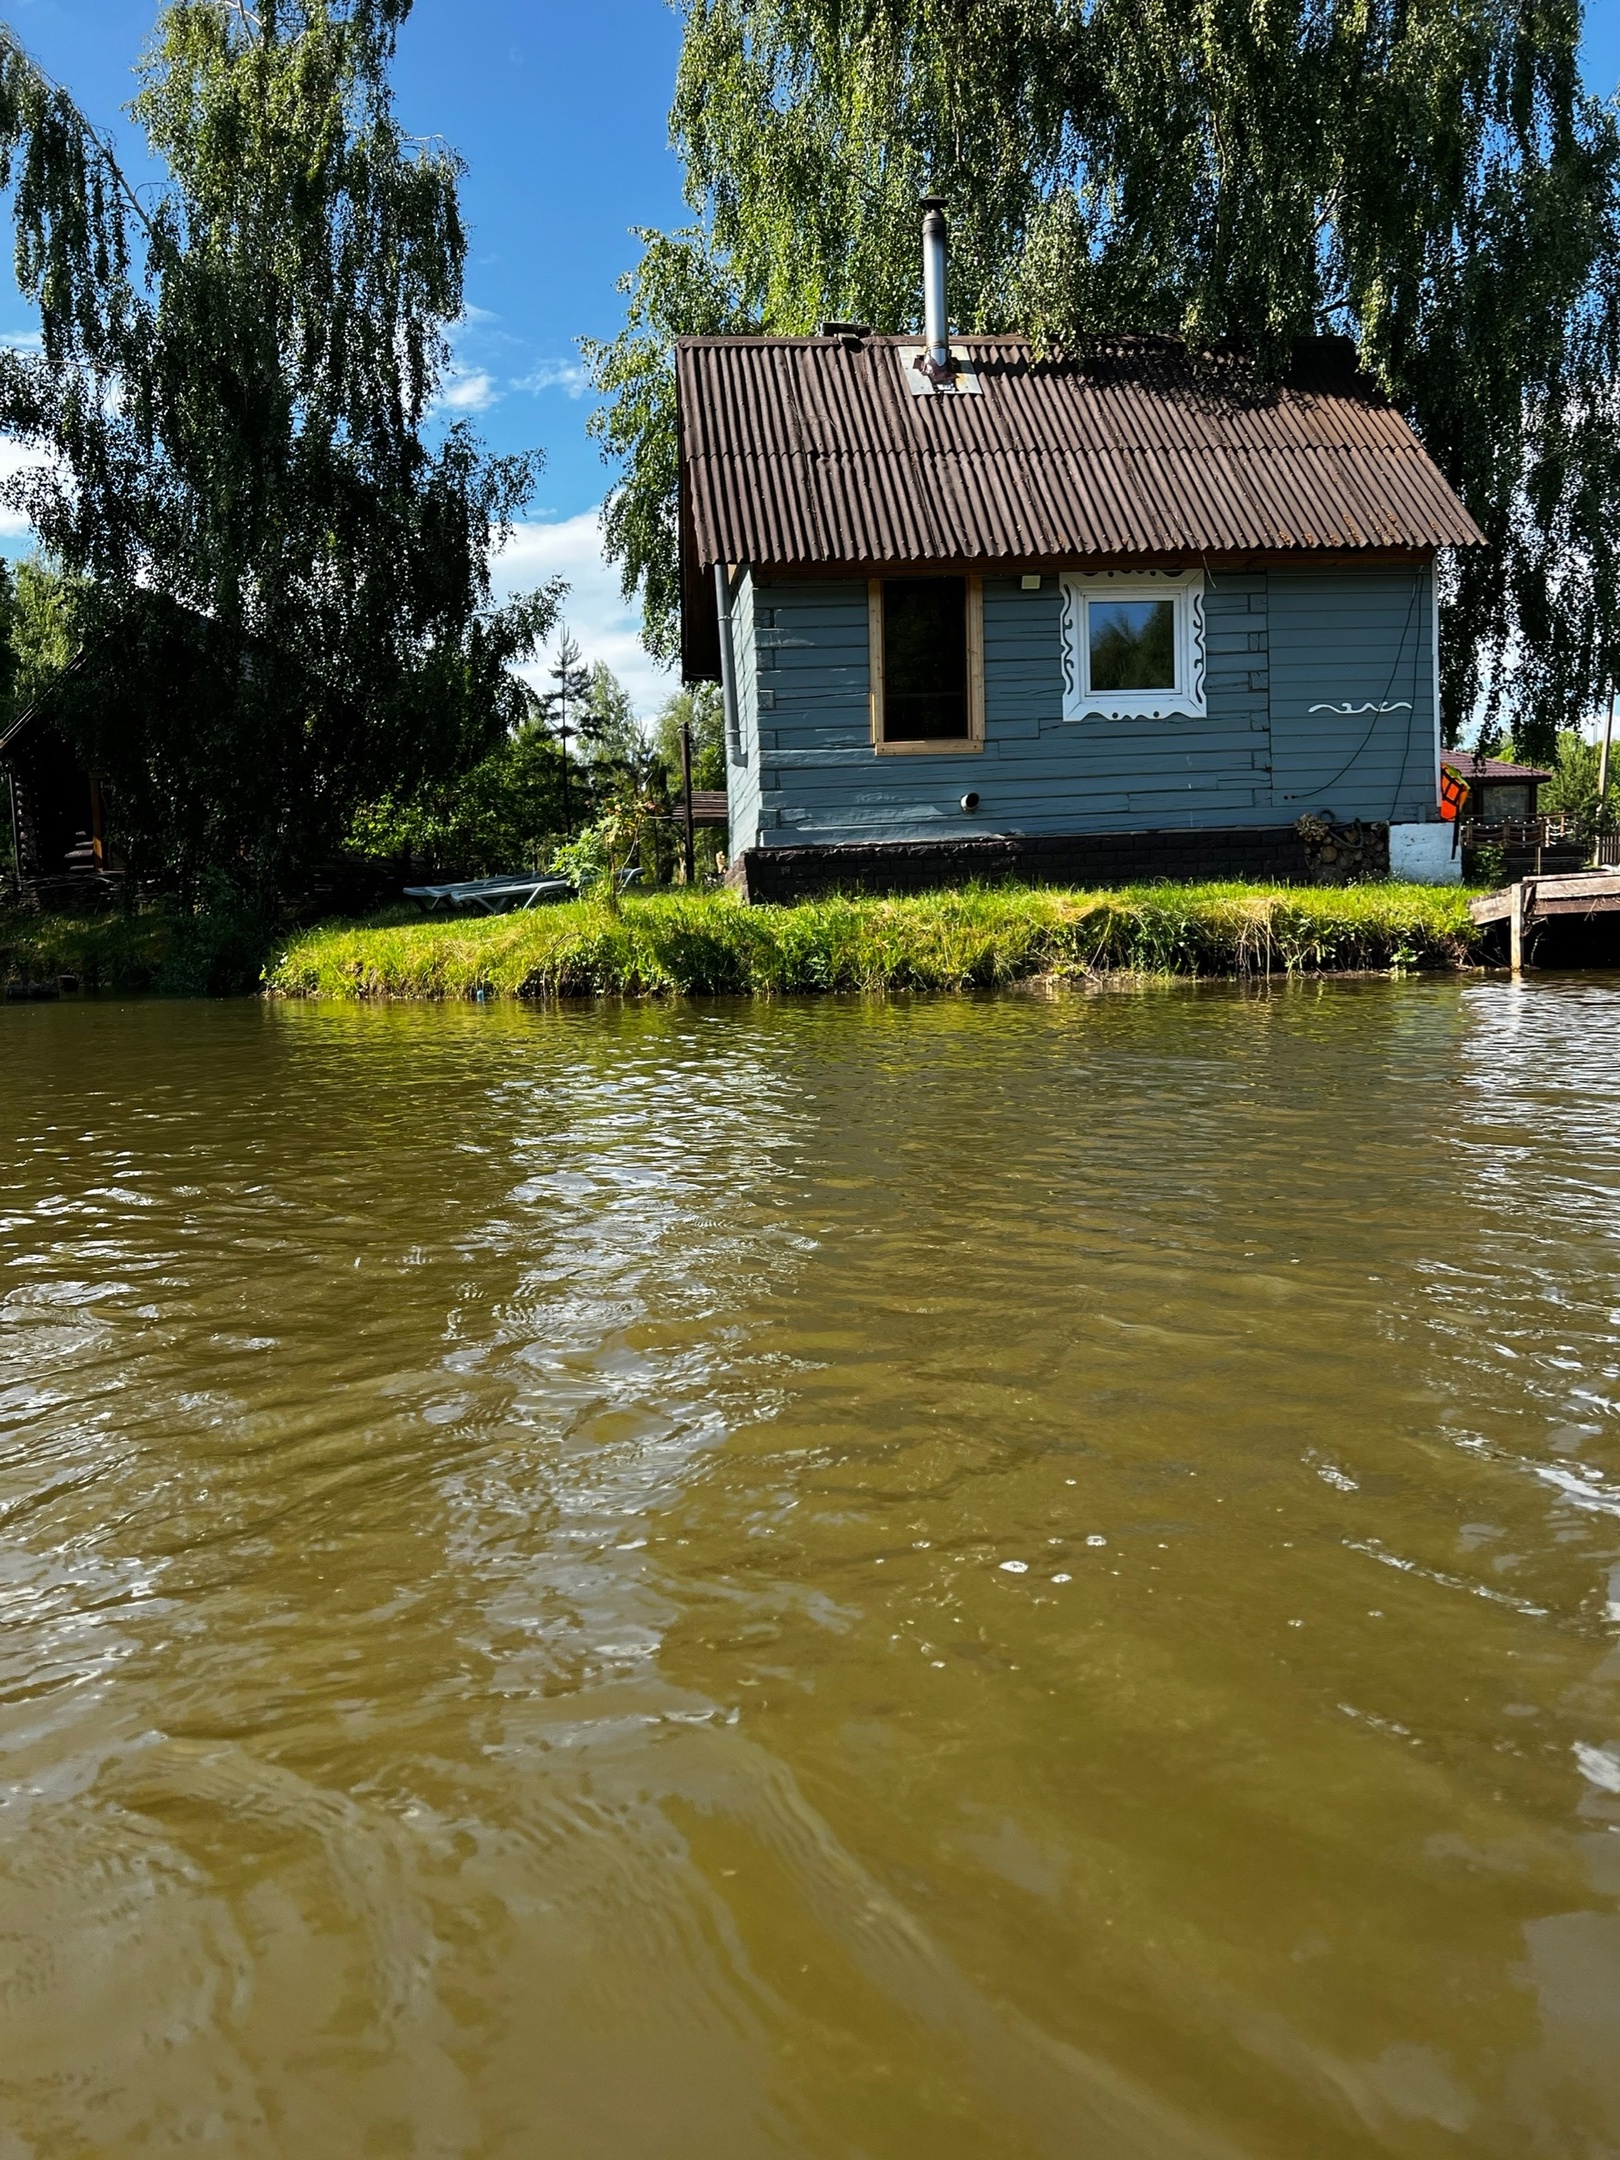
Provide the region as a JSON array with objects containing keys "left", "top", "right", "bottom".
[{"left": 1059, "top": 569, "right": 1207, "bottom": 722}]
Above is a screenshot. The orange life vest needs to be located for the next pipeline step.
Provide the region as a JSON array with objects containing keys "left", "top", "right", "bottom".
[{"left": 1439, "top": 765, "right": 1470, "bottom": 822}]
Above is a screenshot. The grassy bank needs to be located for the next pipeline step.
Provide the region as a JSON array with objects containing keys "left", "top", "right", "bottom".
[
  {"left": 267, "top": 882, "right": 1481, "bottom": 999},
  {"left": 0, "top": 903, "right": 269, "bottom": 996}
]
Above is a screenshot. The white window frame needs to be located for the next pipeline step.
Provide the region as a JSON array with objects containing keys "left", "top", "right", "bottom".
[{"left": 1059, "top": 569, "right": 1207, "bottom": 722}]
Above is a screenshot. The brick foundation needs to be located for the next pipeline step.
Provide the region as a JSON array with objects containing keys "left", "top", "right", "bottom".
[{"left": 726, "top": 824, "right": 1390, "bottom": 904}]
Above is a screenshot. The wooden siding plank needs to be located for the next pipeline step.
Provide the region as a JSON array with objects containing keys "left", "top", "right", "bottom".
[
  {"left": 749, "top": 573, "right": 1298, "bottom": 842},
  {"left": 1267, "top": 566, "right": 1434, "bottom": 822}
]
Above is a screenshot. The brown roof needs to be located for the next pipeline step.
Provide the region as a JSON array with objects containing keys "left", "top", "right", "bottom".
[
  {"left": 1440, "top": 754, "right": 1552, "bottom": 785},
  {"left": 678, "top": 334, "right": 1482, "bottom": 678}
]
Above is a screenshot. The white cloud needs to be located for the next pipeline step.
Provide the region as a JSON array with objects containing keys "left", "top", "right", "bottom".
[
  {"left": 492, "top": 506, "right": 676, "bottom": 720},
  {"left": 0, "top": 435, "right": 53, "bottom": 539},
  {"left": 436, "top": 368, "right": 499, "bottom": 414},
  {"left": 0, "top": 447, "right": 674, "bottom": 724},
  {"left": 518, "top": 359, "right": 591, "bottom": 400}
]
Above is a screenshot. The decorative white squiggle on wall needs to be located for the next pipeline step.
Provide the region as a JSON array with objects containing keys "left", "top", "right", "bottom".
[{"left": 1308, "top": 700, "right": 1413, "bottom": 715}]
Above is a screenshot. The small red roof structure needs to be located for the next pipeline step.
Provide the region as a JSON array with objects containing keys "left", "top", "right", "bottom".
[{"left": 1439, "top": 753, "right": 1553, "bottom": 785}]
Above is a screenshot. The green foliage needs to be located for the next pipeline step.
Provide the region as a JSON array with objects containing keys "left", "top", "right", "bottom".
[
  {"left": 4, "top": 556, "right": 80, "bottom": 722},
  {"left": 1541, "top": 727, "right": 1620, "bottom": 827},
  {"left": 546, "top": 823, "right": 612, "bottom": 892},
  {"left": 0, "top": 555, "right": 85, "bottom": 729},
  {"left": 580, "top": 232, "right": 755, "bottom": 665},
  {"left": 1471, "top": 842, "right": 1509, "bottom": 890},
  {"left": 348, "top": 719, "right": 568, "bottom": 875},
  {"left": 550, "top": 757, "right": 683, "bottom": 903},
  {"left": 535, "top": 627, "right": 591, "bottom": 742},
  {"left": 590, "top": 0, "right": 1620, "bottom": 749},
  {"left": 579, "top": 659, "right": 647, "bottom": 770},
  {"left": 652, "top": 682, "right": 726, "bottom": 790},
  {"left": 0, "top": 3, "right": 558, "bottom": 894},
  {"left": 270, "top": 880, "right": 1481, "bottom": 998},
  {"left": 0, "top": 893, "right": 272, "bottom": 995}
]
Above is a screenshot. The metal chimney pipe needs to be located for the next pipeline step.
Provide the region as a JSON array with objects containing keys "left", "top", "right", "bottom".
[{"left": 921, "top": 197, "right": 951, "bottom": 380}]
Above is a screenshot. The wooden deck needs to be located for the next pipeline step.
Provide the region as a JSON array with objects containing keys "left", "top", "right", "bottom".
[{"left": 1469, "top": 869, "right": 1620, "bottom": 970}]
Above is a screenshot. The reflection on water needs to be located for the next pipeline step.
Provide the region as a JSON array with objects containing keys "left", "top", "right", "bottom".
[{"left": 1, "top": 981, "right": 1619, "bottom": 2156}]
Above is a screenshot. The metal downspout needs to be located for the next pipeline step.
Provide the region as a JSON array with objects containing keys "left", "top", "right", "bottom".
[{"left": 715, "top": 561, "right": 743, "bottom": 769}]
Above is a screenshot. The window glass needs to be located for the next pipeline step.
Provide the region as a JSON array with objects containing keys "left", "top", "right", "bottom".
[
  {"left": 882, "top": 578, "right": 969, "bottom": 739},
  {"left": 1088, "top": 599, "right": 1175, "bottom": 692}
]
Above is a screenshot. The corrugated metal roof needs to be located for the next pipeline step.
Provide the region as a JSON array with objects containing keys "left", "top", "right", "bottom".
[
  {"left": 1441, "top": 754, "right": 1552, "bottom": 784},
  {"left": 677, "top": 335, "right": 1484, "bottom": 573}
]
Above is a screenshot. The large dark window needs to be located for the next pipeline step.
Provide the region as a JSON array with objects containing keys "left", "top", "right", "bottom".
[
  {"left": 881, "top": 578, "right": 969, "bottom": 740},
  {"left": 1088, "top": 598, "right": 1176, "bottom": 692}
]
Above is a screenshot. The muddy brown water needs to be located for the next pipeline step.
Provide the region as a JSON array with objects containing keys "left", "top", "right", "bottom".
[{"left": 2, "top": 982, "right": 1619, "bottom": 2157}]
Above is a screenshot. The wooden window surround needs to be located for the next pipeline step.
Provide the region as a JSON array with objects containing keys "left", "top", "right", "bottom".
[{"left": 868, "top": 575, "right": 985, "bottom": 753}]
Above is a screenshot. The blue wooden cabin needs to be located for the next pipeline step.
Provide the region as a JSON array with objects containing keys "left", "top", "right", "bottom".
[{"left": 676, "top": 258, "right": 1481, "bottom": 901}]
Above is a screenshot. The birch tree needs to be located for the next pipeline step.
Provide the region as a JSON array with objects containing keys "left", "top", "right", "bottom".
[
  {"left": 0, "top": 0, "right": 557, "bottom": 892},
  {"left": 589, "top": 0, "right": 1620, "bottom": 750}
]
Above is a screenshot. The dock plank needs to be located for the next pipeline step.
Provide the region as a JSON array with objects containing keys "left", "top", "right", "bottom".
[{"left": 1470, "top": 871, "right": 1620, "bottom": 926}]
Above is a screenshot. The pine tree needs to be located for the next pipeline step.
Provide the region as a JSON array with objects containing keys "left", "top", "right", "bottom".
[
  {"left": 535, "top": 628, "right": 591, "bottom": 831},
  {"left": 578, "top": 661, "right": 645, "bottom": 771},
  {"left": 537, "top": 629, "right": 591, "bottom": 742}
]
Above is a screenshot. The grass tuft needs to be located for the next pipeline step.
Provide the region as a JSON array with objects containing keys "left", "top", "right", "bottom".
[{"left": 267, "top": 882, "right": 1482, "bottom": 1000}]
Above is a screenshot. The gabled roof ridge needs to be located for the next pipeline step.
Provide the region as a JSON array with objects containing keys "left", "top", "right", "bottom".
[{"left": 676, "top": 331, "right": 1482, "bottom": 676}]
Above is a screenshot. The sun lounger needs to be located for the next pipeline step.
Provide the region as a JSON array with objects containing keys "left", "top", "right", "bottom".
[
  {"left": 402, "top": 875, "right": 576, "bottom": 915},
  {"left": 403, "top": 863, "right": 646, "bottom": 915}
]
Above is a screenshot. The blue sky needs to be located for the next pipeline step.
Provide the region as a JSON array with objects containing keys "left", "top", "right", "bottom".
[
  {"left": 0, "top": 0, "right": 1617, "bottom": 715},
  {"left": 0, "top": 0, "right": 693, "bottom": 709}
]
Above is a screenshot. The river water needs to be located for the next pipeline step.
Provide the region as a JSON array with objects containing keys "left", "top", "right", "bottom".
[{"left": 1, "top": 982, "right": 1619, "bottom": 2157}]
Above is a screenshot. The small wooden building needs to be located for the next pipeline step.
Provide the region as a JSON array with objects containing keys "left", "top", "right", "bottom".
[
  {"left": 676, "top": 211, "right": 1483, "bottom": 901},
  {"left": 0, "top": 690, "right": 113, "bottom": 891},
  {"left": 1442, "top": 753, "right": 1552, "bottom": 825}
]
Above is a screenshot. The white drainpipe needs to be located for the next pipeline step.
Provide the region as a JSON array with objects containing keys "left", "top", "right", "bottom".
[{"left": 714, "top": 561, "right": 743, "bottom": 768}]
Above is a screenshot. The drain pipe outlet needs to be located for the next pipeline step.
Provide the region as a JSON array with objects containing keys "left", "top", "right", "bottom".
[{"left": 715, "top": 561, "right": 743, "bottom": 768}]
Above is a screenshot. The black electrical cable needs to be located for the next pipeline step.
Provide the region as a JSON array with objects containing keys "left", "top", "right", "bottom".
[
  {"left": 1278, "top": 574, "right": 1422, "bottom": 806},
  {"left": 1386, "top": 569, "right": 1428, "bottom": 821}
]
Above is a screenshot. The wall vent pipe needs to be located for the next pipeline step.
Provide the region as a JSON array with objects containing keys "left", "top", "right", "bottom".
[
  {"left": 919, "top": 198, "right": 952, "bottom": 384},
  {"left": 714, "top": 561, "right": 744, "bottom": 768}
]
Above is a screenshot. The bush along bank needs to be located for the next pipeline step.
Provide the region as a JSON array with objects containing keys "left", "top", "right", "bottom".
[
  {"left": 0, "top": 901, "right": 273, "bottom": 997},
  {"left": 267, "top": 882, "right": 1482, "bottom": 1000}
]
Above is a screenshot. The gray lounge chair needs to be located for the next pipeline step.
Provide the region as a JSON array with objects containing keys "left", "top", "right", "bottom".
[
  {"left": 402, "top": 875, "right": 576, "bottom": 915},
  {"left": 402, "top": 866, "right": 643, "bottom": 916}
]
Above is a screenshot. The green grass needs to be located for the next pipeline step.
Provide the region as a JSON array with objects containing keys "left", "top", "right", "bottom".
[
  {"left": 266, "top": 882, "right": 1482, "bottom": 1000},
  {"left": 0, "top": 902, "right": 272, "bottom": 996}
]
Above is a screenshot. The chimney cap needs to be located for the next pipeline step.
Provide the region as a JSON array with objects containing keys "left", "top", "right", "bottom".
[{"left": 920, "top": 194, "right": 947, "bottom": 214}]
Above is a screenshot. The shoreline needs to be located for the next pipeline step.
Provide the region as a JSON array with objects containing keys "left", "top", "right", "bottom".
[
  {"left": 265, "top": 884, "right": 1482, "bottom": 1000},
  {"left": 1, "top": 883, "right": 1486, "bottom": 1001}
]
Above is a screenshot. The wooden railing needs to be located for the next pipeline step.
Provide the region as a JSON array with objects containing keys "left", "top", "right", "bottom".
[
  {"left": 1460, "top": 816, "right": 1620, "bottom": 870},
  {"left": 1458, "top": 815, "right": 1585, "bottom": 849}
]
